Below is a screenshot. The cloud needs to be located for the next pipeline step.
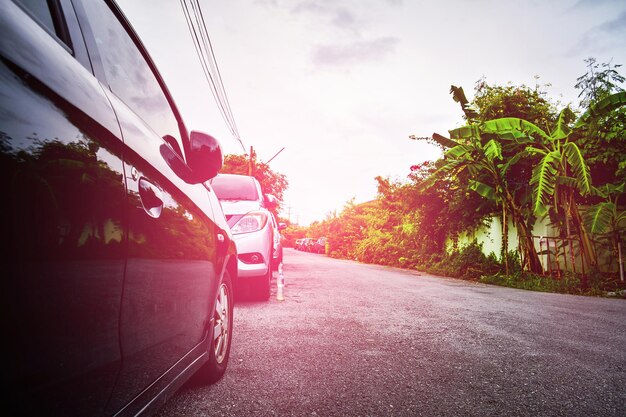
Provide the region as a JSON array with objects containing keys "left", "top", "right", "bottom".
[
  {"left": 332, "top": 8, "right": 356, "bottom": 27},
  {"left": 600, "top": 9, "right": 626, "bottom": 33},
  {"left": 253, "top": 0, "right": 279, "bottom": 7},
  {"left": 571, "top": 10, "right": 626, "bottom": 54},
  {"left": 291, "top": 1, "right": 358, "bottom": 30},
  {"left": 569, "top": 0, "right": 624, "bottom": 12},
  {"left": 312, "top": 36, "right": 399, "bottom": 66}
]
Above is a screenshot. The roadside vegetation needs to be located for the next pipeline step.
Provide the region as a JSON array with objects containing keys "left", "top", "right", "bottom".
[
  {"left": 301, "top": 59, "right": 626, "bottom": 297},
  {"left": 220, "top": 152, "right": 288, "bottom": 220}
]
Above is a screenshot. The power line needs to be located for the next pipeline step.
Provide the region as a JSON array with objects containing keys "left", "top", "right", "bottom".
[
  {"left": 180, "top": 0, "right": 246, "bottom": 153},
  {"left": 182, "top": 0, "right": 242, "bottom": 148},
  {"left": 193, "top": 0, "right": 239, "bottom": 139},
  {"left": 188, "top": 0, "right": 232, "bottom": 129},
  {"left": 265, "top": 147, "right": 285, "bottom": 165}
]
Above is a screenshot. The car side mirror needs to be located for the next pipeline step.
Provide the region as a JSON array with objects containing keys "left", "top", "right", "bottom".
[{"left": 187, "top": 131, "right": 223, "bottom": 183}]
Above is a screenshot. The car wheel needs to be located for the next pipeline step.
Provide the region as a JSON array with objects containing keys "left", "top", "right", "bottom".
[
  {"left": 272, "top": 247, "right": 283, "bottom": 271},
  {"left": 195, "top": 271, "right": 233, "bottom": 384},
  {"left": 256, "top": 265, "right": 271, "bottom": 301},
  {"left": 255, "top": 251, "right": 272, "bottom": 301}
]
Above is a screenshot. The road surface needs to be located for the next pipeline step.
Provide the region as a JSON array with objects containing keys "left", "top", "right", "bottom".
[{"left": 157, "top": 248, "right": 626, "bottom": 416}]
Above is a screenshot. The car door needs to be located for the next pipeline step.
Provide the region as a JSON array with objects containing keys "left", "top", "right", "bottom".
[
  {"left": 73, "top": 0, "right": 221, "bottom": 412},
  {"left": 0, "top": 1, "right": 126, "bottom": 415}
]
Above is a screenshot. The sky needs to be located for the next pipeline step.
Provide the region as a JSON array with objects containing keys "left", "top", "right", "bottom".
[{"left": 117, "top": 0, "right": 626, "bottom": 225}]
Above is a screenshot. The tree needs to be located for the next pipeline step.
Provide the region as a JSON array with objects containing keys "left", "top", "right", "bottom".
[
  {"left": 584, "top": 182, "right": 626, "bottom": 281},
  {"left": 421, "top": 125, "right": 541, "bottom": 273},
  {"left": 471, "top": 80, "right": 557, "bottom": 128},
  {"left": 575, "top": 58, "right": 624, "bottom": 109},
  {"left": 477, "top": 110, "right": 594, "bottom": 270},
  {"left": 220, "top": 153, "right": 288, "bottom": 217},
  {"left": 573, "top": 60, "right": 626, "bottom": 187},
  {"left": 417, "top": 82, "right": 559, "bottom": 274},
  {"left": 438, "top": 91, "right": 626, "bottom": 273}
]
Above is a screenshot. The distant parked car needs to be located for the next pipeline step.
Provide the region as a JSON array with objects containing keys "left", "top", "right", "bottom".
[
  {"left": 312, "top": 237, "right": 327, "bottom": 254},
  {"left": 295, "top": 238, "right": 305, "bottom": 250},
  {"left": 210, "top": 173, "right": 278, "bottom": 300},
  {"left": 1, "top": 1, "right": 237, "bottom": 415},
  {"left": 300, "top": 237, "right": 315, "bottom": 252}
]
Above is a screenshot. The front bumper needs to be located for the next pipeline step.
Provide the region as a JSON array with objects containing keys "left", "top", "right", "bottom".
[{"left": 233, "top": 228, "right": 272, "bottom": 278}]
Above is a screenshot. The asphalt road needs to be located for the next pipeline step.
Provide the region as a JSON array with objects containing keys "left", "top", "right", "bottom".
[{"left": 157, "top": 248, "right": 626, "bottom": 417}]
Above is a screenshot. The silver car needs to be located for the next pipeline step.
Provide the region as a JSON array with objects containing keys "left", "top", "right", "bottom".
[
  {"left": 270, "top": 213, "right": 287, "bottom": 270},
  {"left": 210, "top": 174, "right": 277, "bottom": 300}
]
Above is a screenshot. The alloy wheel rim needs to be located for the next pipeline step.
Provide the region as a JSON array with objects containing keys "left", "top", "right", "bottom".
[{"left": 213, "top": 283, "right": 230, "bottom": 363}]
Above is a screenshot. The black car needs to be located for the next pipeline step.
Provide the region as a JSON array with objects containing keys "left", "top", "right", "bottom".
[{"left": 1, "top": 0, "right": 237, "bottom": 415}]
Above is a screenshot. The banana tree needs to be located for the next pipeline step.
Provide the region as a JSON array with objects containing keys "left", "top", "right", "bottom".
[
  {"left": 415, "top": 90, "right": 625, "bottom": 275},
  {"left": 584, "top": 183, "right": 626, "bottom": 281},
  {"left": 468, "top": 108, "right": 596, "bottom": 271},
  {"left": 477, "top": 92, "right": 626, "bottom": 271},
  {"left": 419, "top": 130, "right": 536, "bottom": 274}
]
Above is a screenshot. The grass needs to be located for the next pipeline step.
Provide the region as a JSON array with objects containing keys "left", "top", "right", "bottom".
[{"left": 480, "top": 270, "right": 626, "bottom": 297}]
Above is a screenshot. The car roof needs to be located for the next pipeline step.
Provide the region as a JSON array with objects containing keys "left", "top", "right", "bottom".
[{"left": 210, "top": 173, "right": 262, "bottom": 201}]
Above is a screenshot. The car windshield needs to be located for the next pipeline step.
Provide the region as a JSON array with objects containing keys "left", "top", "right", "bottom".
[{"left": 210, "top": 175, "right": 259, "bottom": 201}]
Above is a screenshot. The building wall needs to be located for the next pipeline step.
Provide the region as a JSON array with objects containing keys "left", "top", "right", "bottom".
[{"left": 445, "top": 216, "right": 613, "bottom": 274}]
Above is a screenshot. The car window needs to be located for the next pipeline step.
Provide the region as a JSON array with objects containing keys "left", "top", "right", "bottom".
[
  {"left": 81, "top": 0, "right": 184, "bottom": 156},
  {"left": 17, "top": 0, "right": 70, "bottom": 46},
  {"left": 18, "top": 0, "right": 55, "bottom": 32},
  {"left": 210, "top": 176, "right": 259, "bottom": 201}
]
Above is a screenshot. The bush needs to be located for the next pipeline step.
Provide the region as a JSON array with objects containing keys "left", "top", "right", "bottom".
[
  {"left": 479, "top": 269, "right": 621, "bottom": 296},
  {"left": 417, "top": 241, "right": 503, "bottom": 280},
  {"left": 480, "top": 271, "right": 580, "bottom": 293}
]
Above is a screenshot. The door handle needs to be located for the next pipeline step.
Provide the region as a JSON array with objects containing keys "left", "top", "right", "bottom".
[{"left": 138, "top": 177, "right": 164, "bottom": 218}]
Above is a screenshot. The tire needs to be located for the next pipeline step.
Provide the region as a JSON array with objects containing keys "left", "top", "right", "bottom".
[
  {"left": 194, "top": 270, "right": 233, "bottom": 384},
  {"left": 271, "top": 247, "right": 283, "bottom": 271},
  {"left": 255, "top": 263, "right": 271, "bottom": 301}
]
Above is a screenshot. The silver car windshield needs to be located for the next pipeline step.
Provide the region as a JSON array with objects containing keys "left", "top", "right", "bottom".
[{"left": 211, "top": 176, "right": 259, "bottom": 201}]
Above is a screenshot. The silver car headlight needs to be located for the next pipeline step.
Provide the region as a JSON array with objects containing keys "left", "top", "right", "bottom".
[{"left": 231, "top": 211, "right": 268, "bottom": 234}]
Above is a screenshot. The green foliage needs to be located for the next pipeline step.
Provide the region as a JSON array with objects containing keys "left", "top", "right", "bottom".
[
  {"left": 573, "top": 59, "right": 626, "bottom": 186},
  {"left": 440, "top": 83, "right": 626, "bottom": 273},
  {"left": 450, "top": 85, "right": 479, "bottom": 121},
  {"left": 563, "top": 142, "right": 591, "bottom": 195},
  {"left": 480, "top": 269, "right": 624, "bottom": 296},
  {"left": 221, "top": 153, "right": 288, "bottom": 218},
  {"left": 426, "top": 242, "right": 503, "bottom": 280},
  {"left": 584, "top": 202, "right": 617, "bottom": 234},
  {"left": 281, "top": 223, "right": 308, "bottom": 247},
  {"left": 480, "top": 272, "right": 586, "bottom": 294},
  {"left": 575, "top": 58, "right": 624, "bottom": 109},
  {"left": 529, "top": 150, "right": 560, "bottom": 217},
  {"left": 481, "top": 117, "right": 552, "bottom": 142},
  {"left": 309, "top": 199, "right": 380, "bottom": 260},
  {"left": 303, "top": 60, "right": 625, "bottom": 296},
  {"left": 221, "top": 153, "right": 288, "bottom": 201},
  {"left": 472, "top": 79, "right": 557, "bottom": 128},
  {"left": 584, "top": 182, "right": 625, "bottom": 235}
]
